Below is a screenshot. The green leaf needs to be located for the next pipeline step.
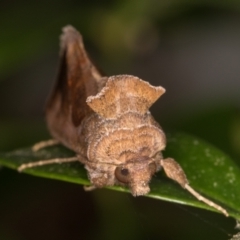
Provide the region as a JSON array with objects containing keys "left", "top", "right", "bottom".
[{"left": 0, "top": 132, "right": 239, "bottom": 219}]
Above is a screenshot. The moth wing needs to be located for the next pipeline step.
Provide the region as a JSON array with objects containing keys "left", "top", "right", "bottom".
[
  {"left": 46, "top": 26, "right": 105, "bottom": 148},
  {"left": 87, "top": 75, "right": 165, "bottom": 119}
]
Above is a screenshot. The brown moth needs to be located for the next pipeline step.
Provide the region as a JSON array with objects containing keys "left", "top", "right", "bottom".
[{"left": 18, "top": 26, "right": 228, "bottom": 216}]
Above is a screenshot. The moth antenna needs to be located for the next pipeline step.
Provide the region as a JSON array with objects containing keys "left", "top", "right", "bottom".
[
  {"left": 18, "top": 157, "right": 79, "bottom": 172},
  {"left": 32, "top": 139, "right": 59, "bottom": 152}
]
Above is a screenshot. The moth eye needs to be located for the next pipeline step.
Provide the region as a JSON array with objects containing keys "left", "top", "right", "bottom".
[
  {"left": 115, "top": 167, "right": 130, "bottom": 183},
  {"left": 148, "top": 162, "right": 156, "bottom": 175}
]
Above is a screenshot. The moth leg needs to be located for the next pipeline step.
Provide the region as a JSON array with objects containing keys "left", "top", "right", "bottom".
[
  {"left": 83, "top": 163, "right": 116, "bottom": 188},
  {"left": 18, "top": 157, "right": 79, "bottom": 172},
  {"left": 32, "top": 139, "right": 59, "bottom": 152},
  {"left": 83, "top": 185, "right": 97, "bottom": 191},
  {"left": 160, "top": 158, "right": 229, "bottom": 217}
]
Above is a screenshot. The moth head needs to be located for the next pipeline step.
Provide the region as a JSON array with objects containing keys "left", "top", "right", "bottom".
[{"left": 114, "top": 156, "right": 158, "bottom": 196}]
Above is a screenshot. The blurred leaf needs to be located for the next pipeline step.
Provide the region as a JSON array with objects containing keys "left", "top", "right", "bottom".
[
  {"left": 164, "top": 106, "right": 237, "bottom": 155},
  {"left": 0, "top": 132, "right": 239, "bottom": 219}
]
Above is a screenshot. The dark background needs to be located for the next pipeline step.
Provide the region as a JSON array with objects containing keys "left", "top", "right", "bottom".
[{"left": 1, "top": 0, "right": 240, "bottom": 239}]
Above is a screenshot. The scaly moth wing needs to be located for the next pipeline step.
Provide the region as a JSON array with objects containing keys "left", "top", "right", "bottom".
[{"left": 45, "top": 25, "right": 105, "bottom": 150}]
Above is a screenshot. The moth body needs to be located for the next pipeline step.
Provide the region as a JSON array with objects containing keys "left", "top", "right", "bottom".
[{"left": 78, "top": 86, "right": 166, "bottom": 195}]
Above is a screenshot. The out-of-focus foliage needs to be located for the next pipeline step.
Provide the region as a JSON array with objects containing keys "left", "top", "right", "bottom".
[{"left": 2, "top": 0, "right": 240, "bottom": 78}]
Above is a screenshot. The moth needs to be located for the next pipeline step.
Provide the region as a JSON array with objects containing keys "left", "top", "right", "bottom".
[{"left": 18, "top": 26, "right": 228, "bottom": 216}]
